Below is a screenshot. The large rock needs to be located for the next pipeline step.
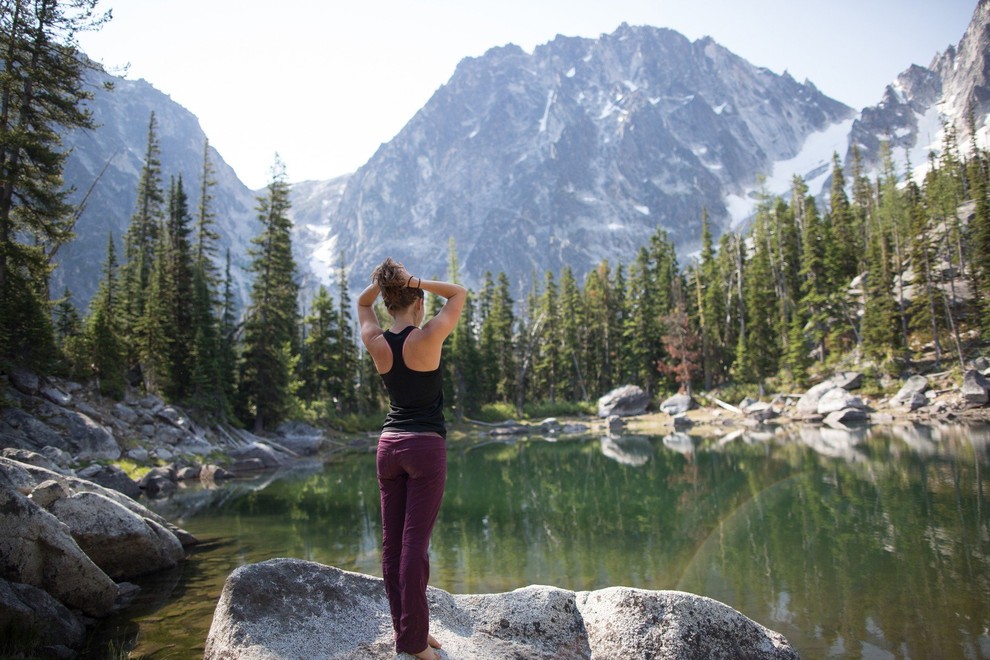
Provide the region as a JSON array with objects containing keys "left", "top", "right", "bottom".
[
  {"left": 0, "top": 407, "right": 70, "bottom": 454},
  {"left": 2, "top": 447, "right": 62, "bottom": 473},
  {"left": 659, "top": 393, "right": 693, "bottom": 415},
  {"left": 0, "top": 577, "right": 85, "bottom": 650},
  {"left": 578, "top": 587, "right": 796, "bottom": 659},
  {"left": 46, "top": 409, "right": 121, "bottom": 460},
  {"left": 0, "top": 456, "right": 197, "bottom": 548},
  {"left": 829, "top": 371, "right": 863, "bottom": 390},
  {"left": 597, "top": 385, "right": 650, "bottom": 418},
  {"left": 816, "top": 388, "right": 867, "bottom": 415},
  {"left": 8, "top": 368, "right": 40, "bottom": 395},
  {"left": 0, "top": 476, "right": 118, "bottom": 617},
  {"left": 795, "top": 380, "right": 837, "bottom": 416},
  {"left": 205, "top": 559, "right": 796, "bottom": 660},
  {"left": 890, "top": 375, "right": 929, "bottom": 407},
  {"left": 961, "top": 369, "right": 990, "bottom": 405},
  {"left": 824, "top": 408, "right": 870, "bottom": 426},
  {"left": 77, "top": 463, "right": 141, "bottom": 498},
  {"left": 49, "top": 491, "right": 185, "bottom": 580}
]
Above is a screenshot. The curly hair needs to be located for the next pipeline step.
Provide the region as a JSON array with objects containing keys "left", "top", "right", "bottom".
[{"left": 372, "top": 257, "right": 423, "bottom": 314}]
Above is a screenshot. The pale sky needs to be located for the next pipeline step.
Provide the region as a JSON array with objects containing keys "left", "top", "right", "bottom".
[{"left": 78, "top": 1, "right": 977, "bottom": 190}]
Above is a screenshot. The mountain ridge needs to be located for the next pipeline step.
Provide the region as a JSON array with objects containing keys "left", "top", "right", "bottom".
[
  {"left": 58, "top": 6, "right": 989, "bottom": 306},
  {"left": 317, "top": 23, "right": 853, "bottom": 295}
]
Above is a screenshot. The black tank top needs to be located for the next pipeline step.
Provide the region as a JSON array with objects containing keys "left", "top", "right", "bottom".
[{"left": 380, "top": 326, "right": 446, "bottom": 436}]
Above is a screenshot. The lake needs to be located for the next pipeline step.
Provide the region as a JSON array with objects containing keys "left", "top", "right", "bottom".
[{"left": 86, "top": 422, "right": 990, "bottom": 659}]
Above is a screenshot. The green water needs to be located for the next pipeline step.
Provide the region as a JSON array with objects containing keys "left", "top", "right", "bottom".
[{"left": 88, "top": 422, "right": 990, "bottom": 659}]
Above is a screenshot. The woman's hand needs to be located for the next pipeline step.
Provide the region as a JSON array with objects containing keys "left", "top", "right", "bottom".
[{"left": 393, "top": 264, "right": 412, "bottom": 286}]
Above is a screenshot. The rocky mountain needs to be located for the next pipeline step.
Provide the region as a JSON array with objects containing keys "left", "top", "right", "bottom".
[
  {"left": 57, "top": 66, "right": 260, "bottom": 309},
  {"left": 56, "top": 5, "right": 990, "bottom": 306},
  {"left": 319, "top": 24, "right": 853, "bottom": 294},
  {"left": 847, "top": 0, "right": 990, "bottom": 175}
]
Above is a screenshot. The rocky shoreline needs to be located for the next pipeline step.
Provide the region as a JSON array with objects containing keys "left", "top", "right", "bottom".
[
  {"left": 1, "top": 361, "right": 988, "bottom": 658},
  {"left": 0, "top": 368, "right": 332, "bottom": 659}
]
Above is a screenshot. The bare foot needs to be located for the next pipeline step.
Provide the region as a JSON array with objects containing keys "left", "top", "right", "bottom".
[
  {"left": 428, "top": 634, "right": 442, "bottom": 649},
  {"left": 411, "top": 647, "right": 439, "bottom": 660}
]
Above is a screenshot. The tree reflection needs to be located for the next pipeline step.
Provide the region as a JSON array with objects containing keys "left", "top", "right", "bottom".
[{"left": 131, "top": 423, "right": 989, "bottom": 659}]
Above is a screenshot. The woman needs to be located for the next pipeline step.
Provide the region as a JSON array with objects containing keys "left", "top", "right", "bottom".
[{"left": 357, "top": 257, "right": 466, "bottom": 660}]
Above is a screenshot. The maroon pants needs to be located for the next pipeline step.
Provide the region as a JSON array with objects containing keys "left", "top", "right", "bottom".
[{"left": 376, "top": 432, "right": 446, "bottom": 654}]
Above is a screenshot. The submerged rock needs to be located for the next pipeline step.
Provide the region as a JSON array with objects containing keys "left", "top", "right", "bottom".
[{"left": 205, "top": 559, "right": 797, "bottom": 660}]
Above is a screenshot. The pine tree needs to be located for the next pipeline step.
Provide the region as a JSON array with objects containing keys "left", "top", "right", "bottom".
[
  {"left": 558, "top": 265, "right": 587, "bottom": 400},
  {"left": 84, "top": 233, "right": 126, "bottom": 398},
  {"left": 828, "top": 152, "right": 860, "bottom": 284},
  {"left": 218, "top": 249, "right": 239, "bottom": 411},
  {"left": 137, "top": 218, "right": 173, "bottom": 393},
  {"left": 301, "top": 284, "right": 339, "bottom": 403},
  {"left": 54, "top": 286, "right": 86, "bottom": 375},
  {"left": 53, "top": 287, "right": 81, "bottom": 345},
  {"left": 534, "top": 271, "right": 561, "bottom": 402},
  {"left": 333, "top": 252, "right": 358, "bottom": 413},
  {"left": 733, "top": 210, "right": 778, "bottom": 389},
  {"left": 860, "top": 225, "right": 901, "bottom": 362},
  {"left": 238, "top": 156, "right": 300, "bottom": 431},
  {"left": 609, "top": 263, "right": 628, "bottom": 384},
  {"left": 798, "top": 194, "right": 830, "bottom": 363},
  {"left": 442, "top": 240, "right": 480, "bottom": 418},
  {"left": 477, "top": 272, "right": 498, "bottom": 403},
  {"left": 121, "top": 112, "right": 165, "bottom": 361},
  {"left": 0, "top": 0, "right": 107, "bottom": 369},
  {"left": 923, "top": 131, "right": 967, "bottom": 368},
  {"left": 189, "top": 263, "right": 225, "bottom": 415},
  {"left": 876, "top": 142, "right": 910, "bottom": 350},
  {"left": 716, "top": 231, "right": 744, "bottom": 378},
  {"left": 763, "top": 197, "right": 801, "bottom": 356},
  {"left": 478, "top": 271, "right": 516, "bottom": 404},
  {"left": 965, "top": 110, "right": 990, "bottom": 339},
  {"left": 905, "top": 170, "right": 944, "bottom": 364},
  {"left": 187, "top": 142, "right": 227, "bottom": 416},
  {"left": 582, "top": 262, "right": 611, "bottom": 396},
  {"left": 658, "top": 297, "right": 701, "bottom": 396},
  {"left": 195, "top": 139, "right": 220, "bottom": 281},
  {"left": 698, "top": 209, "right": 725, "bottom": 390},
  {"left": 849, "top": 145, "right": 875, "bottom": 265},
  {"left": 162, "top": 176, "right": 196, "bottom": 399}
]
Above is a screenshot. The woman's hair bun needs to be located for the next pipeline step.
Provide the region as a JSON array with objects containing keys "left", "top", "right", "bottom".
[{"left": 372, "top": 257, "right": 423, "bottom": 313}]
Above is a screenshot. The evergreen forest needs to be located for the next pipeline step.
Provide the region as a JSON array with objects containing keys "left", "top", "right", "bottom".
[{"left": 3, "top": 1, "right": 990, "bottom": 434}]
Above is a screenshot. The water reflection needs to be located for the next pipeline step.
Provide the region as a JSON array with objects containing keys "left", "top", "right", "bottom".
[
  {"left": 95, "top": 422, "right": 990, "bottom": 659},
  {"left": 600, "top": 434, "right": 653, "bottom": 465}
]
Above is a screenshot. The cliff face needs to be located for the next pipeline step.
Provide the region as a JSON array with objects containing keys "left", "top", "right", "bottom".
[
  {"left": 56, "top": 69, "right": 260, "bottom": 308},
  {"left": 319, "top": 25, "right": 851, "bottom": 292},
  {"left": 846, "top": 0, "right": 990, "bottom": 172}
]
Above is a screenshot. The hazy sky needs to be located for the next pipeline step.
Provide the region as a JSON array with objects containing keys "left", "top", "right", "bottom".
[{"left": 78, "top": 1, "right": 977, "bottom": 189}]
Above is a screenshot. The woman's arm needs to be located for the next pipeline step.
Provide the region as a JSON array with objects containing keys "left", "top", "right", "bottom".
[
  {"left": 413, "top": 276, "right": 466, "bottom": 343},
  {"left": 357, "top": 282, "right": 384, "bottom": 349}
]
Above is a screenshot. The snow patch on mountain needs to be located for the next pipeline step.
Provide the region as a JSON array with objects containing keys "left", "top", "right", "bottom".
[{"left": 725, "top": 116, "right": 856, "bottom": 226}]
